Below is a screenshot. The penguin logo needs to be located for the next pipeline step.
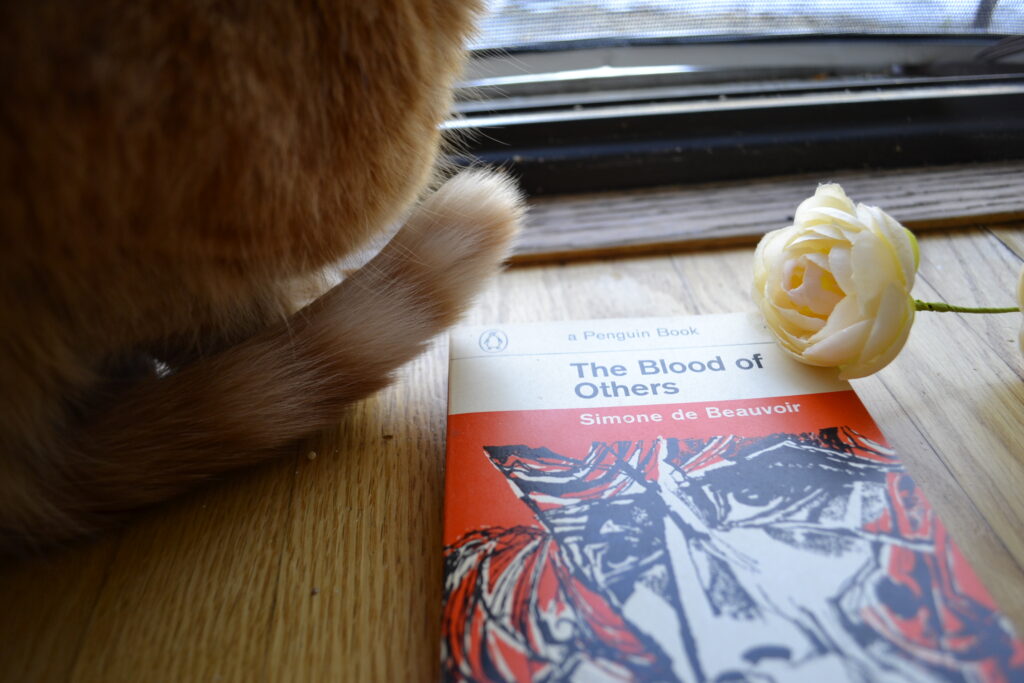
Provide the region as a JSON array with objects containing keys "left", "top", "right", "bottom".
[{"left": 478, "top": 329, "right": 509, "bottom": 353}]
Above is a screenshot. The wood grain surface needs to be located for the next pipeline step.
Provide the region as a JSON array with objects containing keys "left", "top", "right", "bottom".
[
  {"left": 515, "top": 161, "right": 1024, "bottom": 262},
  {"left": 1, "top": 218, "right": 1022, "bottom": 682}
]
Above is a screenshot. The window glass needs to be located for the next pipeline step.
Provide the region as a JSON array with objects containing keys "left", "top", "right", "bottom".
[{"left": 473, "top": 1, "right": 1024, "bottom": 51}]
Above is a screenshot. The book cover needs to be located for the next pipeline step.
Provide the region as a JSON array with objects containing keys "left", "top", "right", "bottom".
[{"left": 441, "top": 312, "right": 1023, "bottom": 683}]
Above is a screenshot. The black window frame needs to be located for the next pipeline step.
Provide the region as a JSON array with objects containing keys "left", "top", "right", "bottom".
[{"left": 448, "top": 33, "right": 1024, "bottom": 195}]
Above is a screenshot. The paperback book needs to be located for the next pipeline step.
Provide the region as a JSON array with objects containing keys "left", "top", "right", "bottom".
[{"left": 441, "top": 312, "right": 1023, "bottom": 682}]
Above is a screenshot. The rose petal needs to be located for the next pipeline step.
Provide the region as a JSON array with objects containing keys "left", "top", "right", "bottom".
[
  {"left": 786, "top": 259, "right": 843, "bottom": 316},
  {"left": 806, "top": 224, "right": 845, "bottom": 241},
  {"left": 758, "top": 304, "right": 812, "bottom": 355},
  {"left": 808, "top": 295, "right": 862, "bottom": 344},
  {"left": 768, "top": 303, "right": 827, "bottom": 335},
  {"left": 827, "top": 247, "right": 854, "bottom": 295},
  {"left": 752, "top": 182, "right": 920, "bottom": 378},
  {"left": 754, "top": 228, "right": 791, "bottom": 276},
  {"left": 788, "top": 233, "right": 839, "bottom": 252},
  {"left": 858, "top": 204, "right": 918, "bottom": 285},
  {"left": 849, "top": 231, "right": 899, "bottom": 308},
  {"left": 856, "top": 285, "right": 914, "bottom": 367},
  {"left": 767, "top": 323, "right": 815, "bottom": 357},
  {"left": 839, "top": 307, "right": 914, "bottom": 379},
  {"left": 803, "top": 251, "right": 829, "bottom": 270},
  {"left": 794, "top": 184, "right": 856, "bottom": 226},
  {"left": 802, "top": 206, "right": 863, "bottom": 231},
  {"left": 803, "top": 319, "right": 872, "bottom": 366}
]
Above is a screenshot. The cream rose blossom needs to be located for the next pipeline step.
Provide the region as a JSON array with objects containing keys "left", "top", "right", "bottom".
[{"left": 752, "top": 183, "right": 919, "bottom": 380}]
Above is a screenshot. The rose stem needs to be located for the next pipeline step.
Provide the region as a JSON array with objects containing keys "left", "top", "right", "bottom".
[{"left": 914, "top": 300, "right": 1019, "bottom": 314}]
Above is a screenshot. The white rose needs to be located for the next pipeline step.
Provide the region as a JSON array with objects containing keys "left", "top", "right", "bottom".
[{"left": 752, "top": 183, "right": 919, "bottom": 380}]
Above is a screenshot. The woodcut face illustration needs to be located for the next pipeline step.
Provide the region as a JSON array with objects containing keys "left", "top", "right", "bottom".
[{"left": 442, "top": 429, "right": 1023, "bottom": 682}]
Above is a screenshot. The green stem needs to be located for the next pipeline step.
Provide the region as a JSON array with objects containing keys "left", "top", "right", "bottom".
[{"left": 914, "top": 300, "right": 1019, "bottom": 314}]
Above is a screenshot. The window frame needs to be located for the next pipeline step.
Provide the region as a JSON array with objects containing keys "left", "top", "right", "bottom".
[{"left": 448, "top": 35, "right": 1024, "bottom": 195}]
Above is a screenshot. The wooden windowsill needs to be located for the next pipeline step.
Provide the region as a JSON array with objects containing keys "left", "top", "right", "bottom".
[
  {"left": 1, "top": 173, "right": 1022, "bottom": 682},
  {"left": 515, "top": 160, "right": 1024, "bottom": 263}
]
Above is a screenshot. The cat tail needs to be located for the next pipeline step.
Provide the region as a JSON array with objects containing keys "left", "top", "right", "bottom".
[{"left": 8, "top": 169, "right": 523, "bottom": 552}]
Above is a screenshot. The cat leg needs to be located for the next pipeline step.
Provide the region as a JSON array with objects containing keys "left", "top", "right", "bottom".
[{"left": 4, "top": 170, "right": 522, "bottom": 551}]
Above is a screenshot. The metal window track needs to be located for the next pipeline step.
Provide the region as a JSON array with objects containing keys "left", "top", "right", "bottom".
[{"left": 448, "top": 40, "right": 1024, "bottom": 196}]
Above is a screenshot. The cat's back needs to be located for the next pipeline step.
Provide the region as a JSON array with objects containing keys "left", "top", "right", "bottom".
[
  {"left": 0, "top": 0, "right": 483, "bottom": 432},
  {"left": 1, "top": 0, "right": 482, "bottom": 336}
]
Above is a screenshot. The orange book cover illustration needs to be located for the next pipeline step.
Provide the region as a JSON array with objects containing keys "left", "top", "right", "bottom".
[{"left": 441, "top": 313, "right": 1023, "bottom": 682}]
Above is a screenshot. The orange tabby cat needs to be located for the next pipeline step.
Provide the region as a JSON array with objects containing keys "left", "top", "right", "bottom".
[{"left": 0, "top": 0, "right": 522, "bottom": 553}]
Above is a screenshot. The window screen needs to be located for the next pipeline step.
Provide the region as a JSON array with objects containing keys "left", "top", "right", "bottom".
[{"left": 473, "top": 1, "right": 1024, "bottom": 51}]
